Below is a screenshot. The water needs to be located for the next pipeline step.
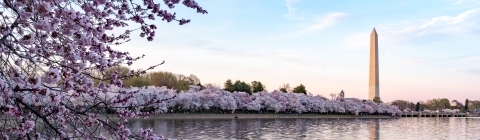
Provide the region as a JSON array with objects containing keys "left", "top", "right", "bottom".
[{"left": 128, "top": 117, "right": 480, "bottom": 140}]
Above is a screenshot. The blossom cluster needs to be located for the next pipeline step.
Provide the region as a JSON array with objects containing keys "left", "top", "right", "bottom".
[{"left": 0, "top": 0, "right": 206, "bottom": 139}]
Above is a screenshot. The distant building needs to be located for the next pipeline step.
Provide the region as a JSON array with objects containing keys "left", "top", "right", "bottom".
[
  {"left": 369, "top": 28, "right": 380, "bottom": 101},
  {"left": 339, "top": 90, "right": 345, "bottom": 101},
  {"left": 336, "top": 90, "right": 365, "bottom": 102}
]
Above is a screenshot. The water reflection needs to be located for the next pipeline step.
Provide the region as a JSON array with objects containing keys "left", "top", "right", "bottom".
[
  {"left": 369, "top": 119, "right": 379, "bottom": 140},
  {"left": 127, "top": 117, "right": 480, "bottom": 140}
]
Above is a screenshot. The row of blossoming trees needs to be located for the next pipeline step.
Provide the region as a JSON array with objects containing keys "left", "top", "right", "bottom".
[{"left": 97, "top": 85, "right": 402, "bottom": 117}]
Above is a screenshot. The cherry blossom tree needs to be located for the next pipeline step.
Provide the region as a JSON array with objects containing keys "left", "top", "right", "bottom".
[
  {"left": 0, "top": 0, "right": 207, "bottom": 139},
  {"left": 108, "top": 85, "right": 403, "bottom": 117},
  {"left": 170, "top": 87, "right": 402, "bottom": 116},
  {"left": 118, "top": 86, "right": 402, "bottom": 118}
]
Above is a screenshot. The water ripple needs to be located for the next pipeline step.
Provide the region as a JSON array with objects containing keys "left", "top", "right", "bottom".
[{"left": 127, "top": 117, "right": 480, "bottom": 140}]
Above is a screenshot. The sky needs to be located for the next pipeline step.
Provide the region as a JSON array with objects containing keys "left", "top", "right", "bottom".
[{"left": 115, "top": 0, "right": 480, "bottom": 103}]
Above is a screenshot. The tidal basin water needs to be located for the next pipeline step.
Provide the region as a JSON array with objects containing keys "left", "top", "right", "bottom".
[{"left": 128, "top": 117, "right": 480, "bottom": 140}]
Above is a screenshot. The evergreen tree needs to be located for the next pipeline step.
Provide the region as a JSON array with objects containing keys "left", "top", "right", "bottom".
[
  {"left": 224, "top": 79, "right": 252, "bottom": 94},
  {"left": 251, "top": 81, "right": 266, "bottom": 93},
  {"left": 373, "top": 97, "right": 382, "bottom": 103},
  {"left": 224, "top": 79, "right": 235, "bottom": 92},
  {"left": 233, "top": 80, "right": 252, "bottom": 95},
  {"left": 292, "top": 84, "right": 307, "bottom": 94},
  {"left": 416, "top": 102, "right": 421, "bottom": 111},
  {"left": 465, "top": 99, "right": 469, "bottom": 112}
]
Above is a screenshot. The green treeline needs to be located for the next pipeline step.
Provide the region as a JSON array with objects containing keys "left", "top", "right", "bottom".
[
  {"left": 223, "top": 80, "right": 307, "bottom": 95},
  {"left": 93, "top": 66, "right": 203, "bottom": 92},
  {"left": 96, "top": 67, "right": 480, "bottom": 113},
  {"left": 223, "top": 80, "right": 267, "bottom": 95},
  {"left": 391, "top": 98, "right": 480, "bottom": 113}
]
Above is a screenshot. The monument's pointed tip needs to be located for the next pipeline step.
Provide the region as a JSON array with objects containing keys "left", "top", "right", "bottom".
[{"left": 371, "top": 27, "right": 377, "bottom": 34}]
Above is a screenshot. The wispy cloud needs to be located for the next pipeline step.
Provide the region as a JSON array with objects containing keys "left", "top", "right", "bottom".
[
  {"left": 466, "top": 69, "right": 480, "bottom": 75},
  {"left": 447, "top": 68, "right": 460, "bottom": 72},
  {"left": 463, "top": 55, "right": 480, "bottom": 61},
  {"left": 205, "top": 47, "right": 321, "bottom": 67},
  {"left": 302, "top": 13, "right": 348, "bottom": 32},
  {"left": 276, "top": 55, "right": 324, "bottom": 66},
  {"left": 284, "top": 0, "right": 301, "bottom": 19},
  {"left": 340, "top": 32, "right": 369, "bottom": 50},
  {"left": 420, "top": 8, "right": 479, "bottom": 28},
  {"left": 393, "top": 57, "right": 429, "bottom": 66},
  {"left": 274, "top": 12, "right": 348, "bottom": 39},
  {"left": 385, "top": 45, "right": 399, "bottom": 57},
  {"left": 453, "top": 0, "right": 480, "bottom": 5},
  {"left": 447, "top": 68, "right": 480, "bottom": 75},
  {"left": 454, "top": 0, "right": 465, "bottom": 4},
  {"left": 383, "top": 8, "right": 480, "bottom": 42}
]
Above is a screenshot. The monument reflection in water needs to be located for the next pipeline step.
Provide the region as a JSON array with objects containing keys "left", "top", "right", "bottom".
[
  {"left": 126, "top": 117, "right": 480, "bottom": 140},
  {"left": 369, "top": 119, "right": 380, "bottom": 140}
]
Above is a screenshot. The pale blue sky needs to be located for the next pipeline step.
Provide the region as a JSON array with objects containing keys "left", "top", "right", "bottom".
[{"left": 116, "top": 0, "right": 480, "bottom": 102}]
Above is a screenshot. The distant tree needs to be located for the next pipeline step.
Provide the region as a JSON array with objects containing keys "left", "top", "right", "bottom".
[
  {"left": 468, "top": 100, "right": 480, "bottom": 113},
  {"left": 329, "top": 93, "right": 338, "bottom": 100},
  {"left": 465, "top": 99, "right": 469, "bottom": 112},
  {"left": 233, "top": 80, "right": 252, "bottom": 95},
  {"left": 419, "top": 101, "right": 429, "bottom": 111},
  {"left": 188, "top": 74, "right": 201, "bottom": 85},
  {"left": 224, "top": 79, "right": 235, "bottom": 92},
  {"left": 416, "top": 102, "right": 421, "bottom": 111},
  {"left": 174, "top": 74, "right": 202, "bottom": 92},
  {"left": 144, "top": 71, "right": 202, "bottom": 92},
  {"left": 279, "top": 83, "right": 291, "bottom": 93},
  {"left": 94, "top": 66, "right": 132, "bottom": 86},
  {"left": 123, "top": 76, "right": 151, "bottom": 87},
  {"left": 292, "top": 84, "right": 307, "bottom": 94},
  {"left": 451, "top": 100, "right": 461, "bottom": 109},
  {"left": 242, "top": 82, "right": 252, "bottom": 94},
  {"left": 102, "top": 66, "right": 131, "bottom": 79},
  {"left": 175, "top": 80, "right": 192, "bottom": 92},
  {"left": 251, "top": 81, "right": 266, "bottom": 93},
  {"left": 100, "top": 67, "right": 205, "bottom": 90},
  {"left": 391, "top": 100, "right": 410, "bottom": 111},
  {"left": 408, "top": 102, "right": 416, "bottom": 111},
  {"left": 373, "top": 97, "right": 382, "bottom": 103},
  {"left": 223, "top": 79, "right": 252, "bottom": 94},
  {"left": 467, "top": 100, "right": 472, "bottom": 112},
  {"left": 440, "top": 98, "right": 451, "bottom": 109},
  {"left": 149, "top": 71, "right": 177, "bottom": 88},
  {"left": 427, "top": 98, "right": 450, "bottom": 110}
]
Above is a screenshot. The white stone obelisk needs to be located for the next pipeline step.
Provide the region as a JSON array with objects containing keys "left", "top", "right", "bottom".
[{"left": 369, "top": 28, "right": 379, "bottom": 101}]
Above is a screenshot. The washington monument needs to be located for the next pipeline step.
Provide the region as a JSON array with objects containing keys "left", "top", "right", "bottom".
[{"left": 369, "top": 28, "right": 379, "bottom": 101}]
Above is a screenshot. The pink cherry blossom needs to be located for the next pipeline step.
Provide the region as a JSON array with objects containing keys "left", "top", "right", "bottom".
[{"left": 0, "top": 0, "right": 207, "bottom": 139}]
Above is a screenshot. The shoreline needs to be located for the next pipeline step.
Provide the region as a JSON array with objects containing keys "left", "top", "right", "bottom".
[{"left": 128, "top": 114, "right": 397, "bottom": 120}]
